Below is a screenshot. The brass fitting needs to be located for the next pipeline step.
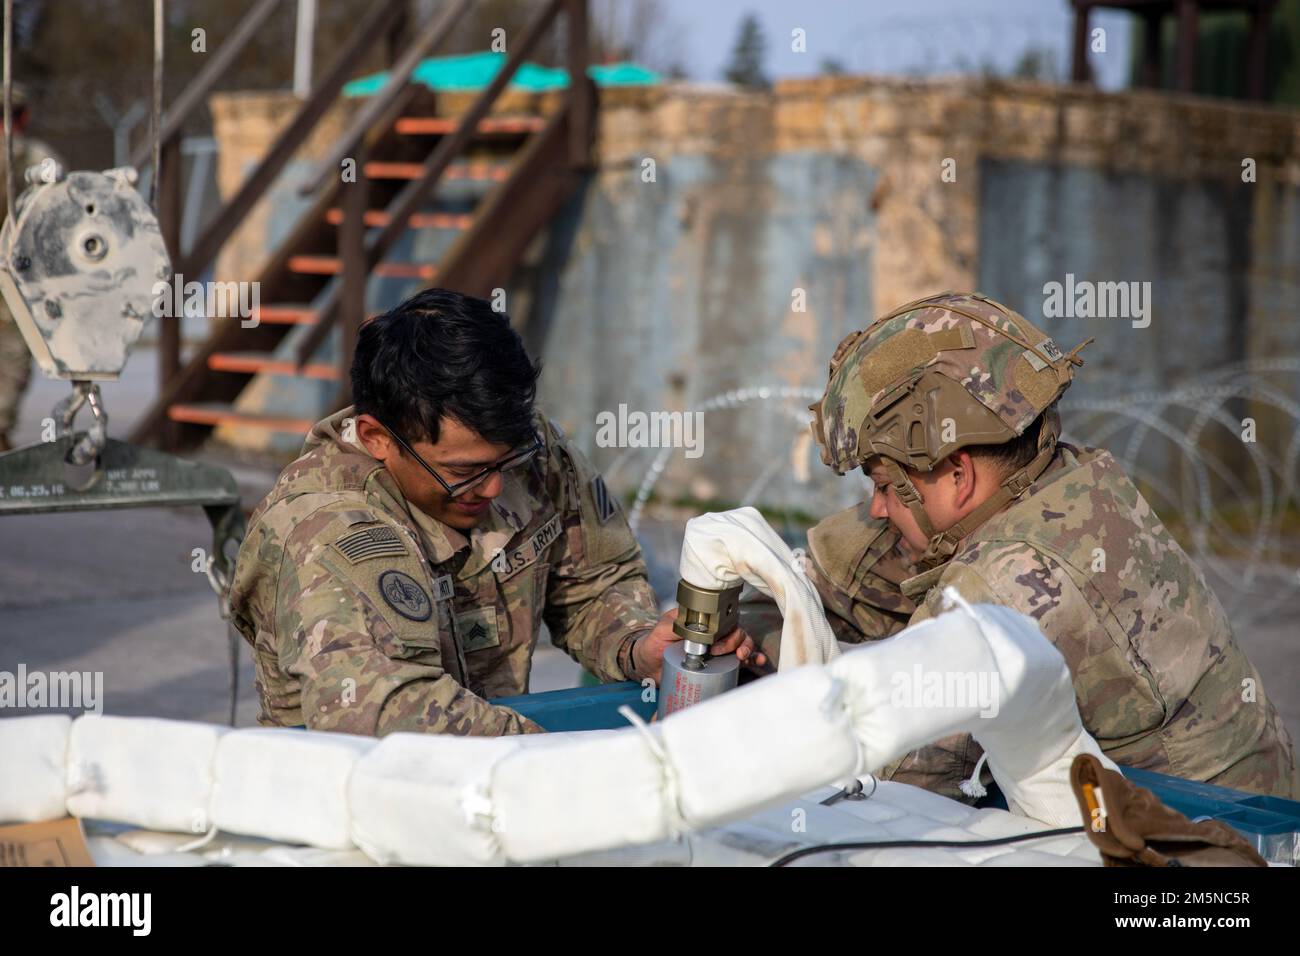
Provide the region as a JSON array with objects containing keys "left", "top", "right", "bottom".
[{"left": 672, "top": 580, "right": 743, "bottom": 650}]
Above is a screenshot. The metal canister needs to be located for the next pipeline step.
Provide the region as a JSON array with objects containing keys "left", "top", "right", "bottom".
[{"left": 656, "top": 642, "right": 740, "bottom": 718}]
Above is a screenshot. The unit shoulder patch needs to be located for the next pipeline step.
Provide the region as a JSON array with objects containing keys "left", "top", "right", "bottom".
[
  {"left": 378, "top": 569, "right": 432, "bottom": 621},
  {"left": 590, "top": 474, "right": 618, "bottom": 524}
]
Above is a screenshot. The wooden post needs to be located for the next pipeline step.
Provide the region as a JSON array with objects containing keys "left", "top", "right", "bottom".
[
  {"left": 1140, "top": 9, "right": 1163, "bottom": 89},
  {"left": 1071, "top": 1, "right": 1091, "bottom": 84},
  {"left": 387, "top": 0, "right": 410, "bottom": 68},
  {"left": 338, "top": 148, "right": 368, "bottom": 408},
  {"left": 1247, "top": 0, "right": 1273, "bottom": 101},
  {"left": 1175, "top": 0, "right": 1199, "bottom": 94},
  {"left": 566, "top": 0, "right": 591, "bottom": 167},
  {"left": 157, "top": 135, "right": 183, "bottom": 448}
]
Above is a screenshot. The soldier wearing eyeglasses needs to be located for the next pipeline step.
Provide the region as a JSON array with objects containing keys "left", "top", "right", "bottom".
[{"left": 229, "top": 289, "right": 759, "bottom": 736}]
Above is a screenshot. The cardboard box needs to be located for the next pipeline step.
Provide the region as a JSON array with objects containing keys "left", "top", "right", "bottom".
[{"left": 0, "top": 817, "right": 95, "bottom": 867}]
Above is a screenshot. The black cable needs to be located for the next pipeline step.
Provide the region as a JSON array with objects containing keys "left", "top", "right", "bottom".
[{"left": 768, "top": 825, "right": 1087, "bottom": 867}]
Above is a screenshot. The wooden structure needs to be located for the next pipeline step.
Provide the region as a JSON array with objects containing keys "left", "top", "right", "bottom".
[
  {"left": 1070, "top": 0, "right": 1276, "bottom": 98},
  {"left": 131, "top": 0, "right": 595, "bottom": 450}
]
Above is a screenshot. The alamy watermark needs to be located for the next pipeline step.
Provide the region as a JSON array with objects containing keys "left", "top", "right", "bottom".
[
  {"left": 152, "top": 273, "right": 261, "bottom": 328},
  {"left": 890, "top": 664, "right": 1000, "bottom": 718},
  {"left": 595, "top": 404, "right": 704, "bottom": 459},
  {"left": 50, "top": 886, "right": 150, "bottom": 936},
  {"left": 1042, "top": 274, "right": 1151, "bottom": 329},
  {"left": 0, "top": 664, "right": 103, "bottom": 714}
]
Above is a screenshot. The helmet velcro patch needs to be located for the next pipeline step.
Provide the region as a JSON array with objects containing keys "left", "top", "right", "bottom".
[
  {"left": 1013, "top": 359, "right": 1060, "bottom": 415},
  {"left": 859, "top": 328, "right": 934, "bottom": 401}
]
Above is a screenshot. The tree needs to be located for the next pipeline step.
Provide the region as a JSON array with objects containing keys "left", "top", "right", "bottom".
[
  {"left": 1127, "top": 0, "right": 1300, "bottom": 105},
  {"left": 1011, "top": 48, "right": 1058, "bottom": 82},
  {"left": 724, "top": 12, "right": 769, "bottom": 89},
  {"left": 590, "top": 0, "right": 686, "bottom": 72}
]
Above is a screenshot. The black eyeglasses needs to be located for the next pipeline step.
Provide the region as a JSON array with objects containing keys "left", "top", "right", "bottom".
[{"left": 377, "top": 419, "right": 541, "bottom": 498}]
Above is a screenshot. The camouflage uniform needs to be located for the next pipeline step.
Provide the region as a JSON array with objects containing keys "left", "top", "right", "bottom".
[
  {"left": 745, "top": 292, "right": 1300, "bottom": 802},
  {"left": 0, "top": 133, "right": 62, "bottom": 446},
  {"left": 229, "top": 407, "right": 661, "bottom": 737}
]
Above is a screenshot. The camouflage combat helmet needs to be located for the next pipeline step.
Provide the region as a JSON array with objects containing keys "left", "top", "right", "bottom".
[{"left": 809, "top": 291, "right": 1091, "bottom": 571}]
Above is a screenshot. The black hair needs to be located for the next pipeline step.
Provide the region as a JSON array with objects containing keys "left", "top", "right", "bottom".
[
  {"left": 969, "top": 400, "right": 1058, "bottom": 476},
  {"left": 350, "top": 288, "right": 540, "bottom": 449}
]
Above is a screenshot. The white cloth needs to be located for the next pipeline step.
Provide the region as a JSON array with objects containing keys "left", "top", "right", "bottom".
[
  {"left": 65, "top": 715, "right": 225, "bottom": 833},
  {"left": 678, "top": 507, "right": 839, "bottom": 668},
  {"left": 347, "top": 733, "right": 520, "bottom": 866},
  {"left": 211, "top": 728, "right": 377, "bottom": 850},
  {"left": 2, "top": 582, "right": 1114, "bottom": 858},
  {"left": 658, "top": 664, "right": 859, "bottom": 827},
  {"left": 0, "top": 715, "right": 71, "bottom": 823},
  {"left": 491, "top": 730, "right": 669, "bottom": 862},
  {"left": 830, "top": 588, "right": 1118, "bottom": 827}
]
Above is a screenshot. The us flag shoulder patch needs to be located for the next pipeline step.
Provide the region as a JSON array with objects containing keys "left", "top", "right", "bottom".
[
  {"left": 334, "top": 524, "right": 407, "bottom": 564},
  {"left": 590, "top": 474, "right": 618, "bottom": 524}
]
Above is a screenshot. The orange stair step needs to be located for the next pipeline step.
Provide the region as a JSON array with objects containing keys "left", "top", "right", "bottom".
[
  {"left": 208, "top": 351, "right": 340, "bottom": 381},
  {"left": 249, "top": 304, "right": 318, "bottom": 325},
  {"left": 287, "top": 256, "right": 437, "bottom": 280},
  {"left": 393, "top": 115, "right": 545, "bottom": 136},
  {"left": 324, "top": 209, "right": 473, "bottom": 230},
  {"left": 167, "top": 402, "right": 315, "bottom": 434},
  {"left": 362, "top": 160, "right": 508, "bottom": 182}
]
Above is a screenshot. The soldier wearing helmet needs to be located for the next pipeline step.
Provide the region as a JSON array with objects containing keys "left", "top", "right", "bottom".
[{"left": 744, "top": 291, "right": 1299, "bottom": 802}]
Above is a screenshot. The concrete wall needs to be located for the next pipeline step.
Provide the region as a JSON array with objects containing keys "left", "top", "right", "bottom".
[
  {"left": 534, "top": 77, "right": 1300, "bottom": 508},
  {"left": 208, "top": 77, "right": 1300, "bottom": 506}
]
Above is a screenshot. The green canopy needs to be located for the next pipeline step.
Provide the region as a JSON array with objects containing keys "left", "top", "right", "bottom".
[{"left": 344, "top": 51, "right": 660, "bottom": 98}]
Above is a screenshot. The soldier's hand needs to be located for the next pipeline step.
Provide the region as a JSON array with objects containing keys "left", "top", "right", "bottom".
[{"left": 632, "top": 607, "right": 765, "bottom": 685}]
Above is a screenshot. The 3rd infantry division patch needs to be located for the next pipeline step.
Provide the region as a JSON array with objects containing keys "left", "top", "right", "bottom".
[{"left": 591, "top": 475, "right": 618, "bottom": 523}]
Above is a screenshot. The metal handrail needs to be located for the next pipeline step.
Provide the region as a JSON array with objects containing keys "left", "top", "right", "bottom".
[
  {"left": 128, "top": 0, "right": 281, "bottom": 171},
  {"left": 295, "top": 0, "right": 578, "bottom": 368},
  {"left": 176, "top": 0, "right": 410, "bottom": 280},
  {"left": 299, "top": 0, "right": 472, "bottom": 197}
]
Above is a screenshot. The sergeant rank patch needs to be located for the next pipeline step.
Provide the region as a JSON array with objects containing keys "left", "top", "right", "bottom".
[
  {"left": 591, "top": 475, "right": 618, "bottom": 524},
  {"left": 378, "top": 570, "right": 432, "bottom": 621},
  {"left": 456, "top": 606, "right": 500, "bottom": 652}
]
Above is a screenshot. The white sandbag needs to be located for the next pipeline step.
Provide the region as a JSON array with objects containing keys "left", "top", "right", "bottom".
[
  {"left": 347, "top": 733, "right": 519, "bottom": 866},
  {"left": 211, "top": 728, "right": 376, "bottom": 849},
  {"left": 658, "top": 665, "right": 859, "bottom": 827},
  {"left": 491, "top": 729, "right": 669, "bottom": 862},
  {"left": 992, "top": 727, "right": 1112, "bottom": 828},
  {"left": 65, "top": 715, "right": 225, "bottom": 833},
  {"left": 830, "top": 589, "right": 1117, "bottom": 826},
  {"left": 959, "top": 601, "right": 1118, "bottom": 826},
  {"left": 0, "top": 715, "right": 72, "bottom": 823},
  {"left": 678, "top": 507, "right": 839, "bottom": 668},
  {"left": 830, "top": 610, "right": 998, "bottom": 771}
]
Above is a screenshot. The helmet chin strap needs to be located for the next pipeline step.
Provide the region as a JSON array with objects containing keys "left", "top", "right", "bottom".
[{"left": 877, "top": 418, "right": 1061, "bottom": 573}]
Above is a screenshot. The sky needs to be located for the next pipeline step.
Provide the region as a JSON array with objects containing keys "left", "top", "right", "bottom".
[{"left": 651, "top": 0, "right": 1135, "bottom": 90}]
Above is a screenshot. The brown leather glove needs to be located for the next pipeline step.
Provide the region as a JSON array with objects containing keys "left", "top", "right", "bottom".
[{"left": 1070, "top": 754, "right": 1266, "bottom": 867}]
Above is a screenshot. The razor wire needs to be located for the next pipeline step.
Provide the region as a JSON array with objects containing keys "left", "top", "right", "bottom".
[
  {"left": 1066, "top": 362, "right": 1300, "bottom": 625},
  {"left": 592, "top": 362, "right": 1300, "bottom": 622},
  {"left": 609, "top": 386, "right": 828, "bottom": 534}
]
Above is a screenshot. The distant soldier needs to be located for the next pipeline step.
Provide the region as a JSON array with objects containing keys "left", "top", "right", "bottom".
[
  {"left": 0, "top": 84, "right": 63, "bottom": 451},
  {"left": 230, "top": 289, "right": 759, "bottom": 736},
  {"left": 744, "top": 291, "right": 1300, "bottom": 801}
]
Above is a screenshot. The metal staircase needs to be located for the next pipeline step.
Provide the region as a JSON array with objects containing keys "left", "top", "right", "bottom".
[{"left": 131, "top": 0, "right": 594, "bottom": 451}]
